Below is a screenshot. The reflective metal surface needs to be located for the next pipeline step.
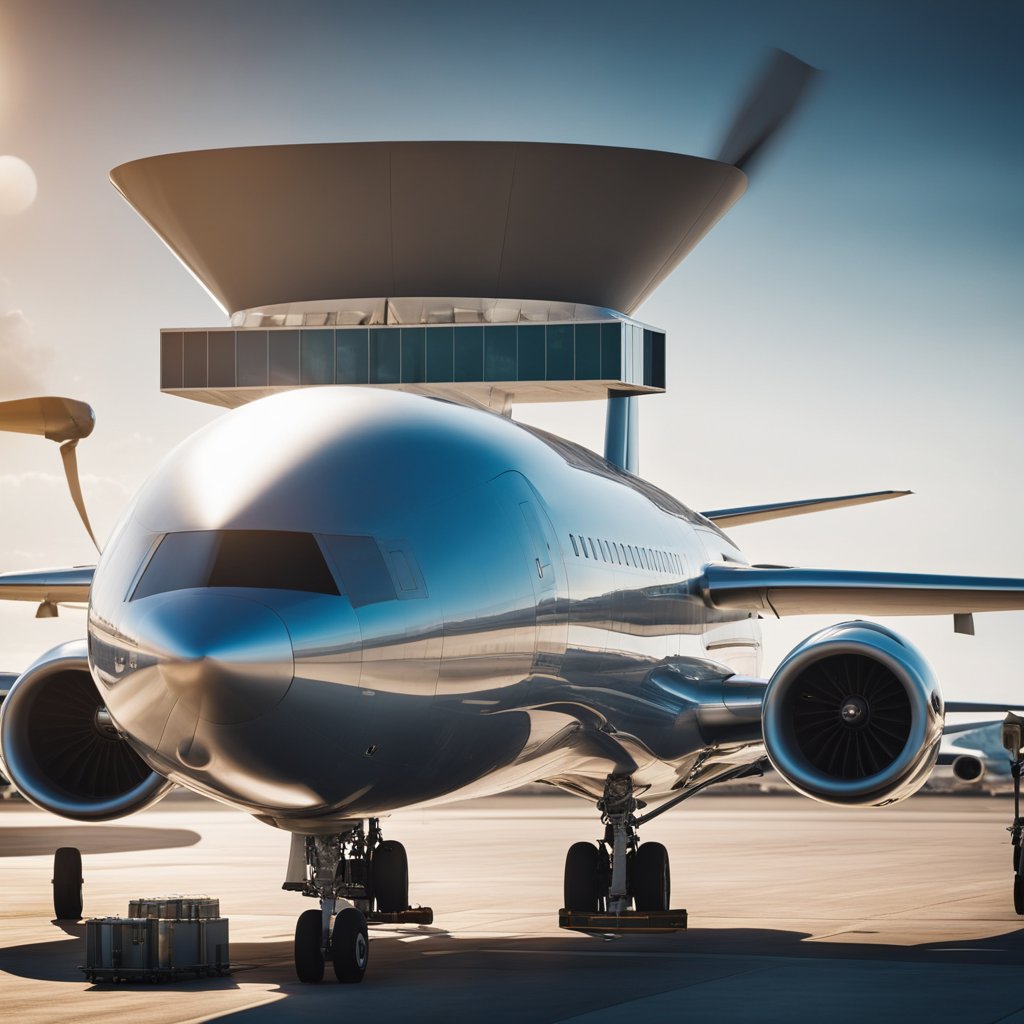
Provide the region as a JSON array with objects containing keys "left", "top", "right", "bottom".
[
  {"left": 0, "top": 565, "right": 93, "bottom": 604},
  {"left": 79, "top": 387, "right": 764, "bottom": 829},
  {"left": 10, "top": 386, "right": 1013, "bottom": 831},
  {"left": 703, "top": 563, "right": 1024, "bottom": 616},
  {"left": 0, "top": 640, "right": 173, "bottom": 821},
  {"left": 762, "top": 621, "right": 943, "bottom": 806}
]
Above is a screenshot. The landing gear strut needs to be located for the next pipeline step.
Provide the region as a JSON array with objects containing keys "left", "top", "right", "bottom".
[
  {"left": 1002, "top": 715, "right": 1024, "bottom": 915},
  {"left": 285, "top": 818, "right": 431, "bottom": 983},
  {"left": 560, "top": 774, "right": 685, "bottom": 934}
]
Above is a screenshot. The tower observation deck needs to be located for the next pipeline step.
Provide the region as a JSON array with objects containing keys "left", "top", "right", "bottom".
[{"left": 111, "top": 141, "right": 747, "bottom": 470}]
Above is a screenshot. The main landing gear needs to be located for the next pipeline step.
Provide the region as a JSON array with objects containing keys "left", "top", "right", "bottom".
[
  {"left": 560, "top": 774, "right": 687, "bottom": 934},
  {"left": 285, "top": 818, "right": 432, "bottom": 983},
  {"left": 1001, "top": 715, "right": 1024, "bottom": 916}
]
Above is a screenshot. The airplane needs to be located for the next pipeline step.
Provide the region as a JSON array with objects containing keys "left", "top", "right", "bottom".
[
  {"left": 2, "top": 51, "right": 1024, "bottom": 986},
  {"left": 936, "top": 720, "right": 1015, "bottom": 789}
]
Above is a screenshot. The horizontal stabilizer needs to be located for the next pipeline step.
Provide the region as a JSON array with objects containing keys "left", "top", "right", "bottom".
[
  {"left": 0, "top": 566, "right": 94, "bottom": 604},
  {"left": 701, "top": 490, "right": 911, "bottom": 527},
  {"left": 701, "top": 564, "right": 1024, "bottom": 617}
]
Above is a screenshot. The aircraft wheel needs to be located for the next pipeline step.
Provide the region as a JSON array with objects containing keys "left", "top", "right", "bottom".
[
  {"left": 332, "top": 907, "right": 369, "bottom": 984},
  {"left": 1014, "top": 844, "right": 1021, "bottom": 874},
  {"left": 53, "top": 847, "right": 83, "bottom": 920},
  {"left": 1015, "top": 874, "right": 1024, "bottom": 917},
  {"left": 631, "top": 842, "right": 670, "bottom": 912},
  {"left": 372, "top": 840, "right": 409, "bottom": 912},
  {"left": 564, "top": 842, "right": 602, "bottom": 911},
  {"left": 294, "top": 908, "right": 325, "bottom": 983}
]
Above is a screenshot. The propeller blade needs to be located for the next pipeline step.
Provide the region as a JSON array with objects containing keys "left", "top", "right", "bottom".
[
  {"left": 58, "top": 439, "right": 99, "bottom": 552},
  {"left": 0, "top": 396, "right": 100, "bottom": 551},
  {"left": 716, "top": 48, "right": 819, "bottom": 173}
]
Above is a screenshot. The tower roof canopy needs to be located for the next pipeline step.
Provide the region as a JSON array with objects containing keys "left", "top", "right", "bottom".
[{"left": 111, "top": 142, "right": 746, "bottom": 317}]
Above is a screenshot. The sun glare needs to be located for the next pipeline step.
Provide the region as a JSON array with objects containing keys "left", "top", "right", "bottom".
[{"left": 0, "top": 155, "right": 37, "bottom": 215}]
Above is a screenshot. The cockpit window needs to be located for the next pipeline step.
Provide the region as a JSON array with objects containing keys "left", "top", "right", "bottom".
[
  {"left": 318, "top": 534, "right": 396, "bottom": 608},
  {"left": 132, "top": 530, "right": 339, "bottom": 600}
]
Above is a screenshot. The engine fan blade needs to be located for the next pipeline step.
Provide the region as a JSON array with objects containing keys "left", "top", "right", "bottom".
[
  {"left": 716, "top": 48, "right": 819, "bottom": 173},
  {"left": 0, "top": 396, "right": 99, "bottom": 552}
]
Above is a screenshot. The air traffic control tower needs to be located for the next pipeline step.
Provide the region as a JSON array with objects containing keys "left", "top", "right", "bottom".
[{"left": 111, "top": 142, "right": 746, "bottom": 473}]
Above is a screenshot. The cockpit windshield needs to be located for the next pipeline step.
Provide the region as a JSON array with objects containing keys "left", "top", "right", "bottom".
[{"left": 131, "top": 530, "right": 339, "bottom": 600}]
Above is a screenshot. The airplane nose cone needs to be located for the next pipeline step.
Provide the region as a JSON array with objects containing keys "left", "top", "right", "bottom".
[{"left": 142, "top": 593, "right": 294, "bottom": 725}]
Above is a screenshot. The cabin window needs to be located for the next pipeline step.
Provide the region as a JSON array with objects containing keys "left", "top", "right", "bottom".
[{"left": 570, "top": 534, "right": 579, "bottom": 557}]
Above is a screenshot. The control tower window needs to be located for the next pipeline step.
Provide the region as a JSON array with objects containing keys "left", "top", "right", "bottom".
[{"left": 132, "top": 530, "right": 339, "bottom": 599}]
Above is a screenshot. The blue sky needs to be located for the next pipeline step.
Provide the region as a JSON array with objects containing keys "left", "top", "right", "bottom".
[{"left": 0, "top": 0, "right": 1020, "bottom": 697}]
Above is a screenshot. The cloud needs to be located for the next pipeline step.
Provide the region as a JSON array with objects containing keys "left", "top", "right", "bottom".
[
  {"left": 0, "top": 300, "right": 53, "bottom": 400},
  {"left": 0, "top": 469, "right": 134, "bottom": 495}
]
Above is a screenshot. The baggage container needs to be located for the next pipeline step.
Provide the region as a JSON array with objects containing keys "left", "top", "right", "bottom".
[
  {"left": 83, "top": 915, "right": 230, "bottom": 983},
  {"left": 127, "top": 896, "right": 220, "bottom": 920}
]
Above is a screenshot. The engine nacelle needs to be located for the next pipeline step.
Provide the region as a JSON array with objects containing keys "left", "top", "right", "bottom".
[
  {"left": 0, "top": 640, "right": 172, "bottom": 821},
  {"left": 762, "top": 621, "right": 943, "bottom": 807},
  {"left": 951, "top": 755, "right": 985, "bottom": 784}
]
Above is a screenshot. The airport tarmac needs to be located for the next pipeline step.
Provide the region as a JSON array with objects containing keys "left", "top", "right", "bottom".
[{"left": 1, "top": 790, "right": 1023, "bottom": 1023}]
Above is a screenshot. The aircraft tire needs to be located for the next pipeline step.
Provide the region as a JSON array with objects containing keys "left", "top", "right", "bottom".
[
  {"left": 294, "top": 908, "right": 325, "bottom": 983},
  {"left": 631, "top": 842, "right": 670, "bottom": 912},
  {"left": 372, "top": 840, "right": 409, "bottom": 912},
  {"left": 1015, "top": 874, "right": 1024, "bottom": 917},
  {"left": 564, "top": 842, "right": 602, "bottom": 911},
  {"left": 52, "top": 847, "right": 83, "bottom": 920},
  {"left": 1014, "top": 844, "right": 1021, "bottom": 874},
  {"left": 331, "top": 907, "right": 369, "bottom": 984}
]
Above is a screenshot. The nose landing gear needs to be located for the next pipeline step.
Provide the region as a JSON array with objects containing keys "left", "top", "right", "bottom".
[
  {"left": 286, "top": 818, "right": 432, "bottom": 983},
  {"left": 560, "top": 774, "right": 686, "bottom": 934}
]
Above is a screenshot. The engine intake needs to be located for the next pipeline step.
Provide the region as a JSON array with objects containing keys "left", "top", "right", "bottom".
[
  {"left": 951, "top": 755, "right": 985, "bottom": 784},
  {"left": 763, "top": 621, "right": 943, "bottom": 807},
  {"left": 0, "top": 640, "right": 172, "bottom": 821}
]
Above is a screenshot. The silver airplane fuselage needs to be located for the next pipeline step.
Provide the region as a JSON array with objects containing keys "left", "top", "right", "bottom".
[{"left": 87, "top": 388, "right": 765, "bottom": 832}]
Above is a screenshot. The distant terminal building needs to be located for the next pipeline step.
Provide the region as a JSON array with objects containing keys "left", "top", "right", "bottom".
[{"left": 111, "top": 141, "right": 746, "bottom": 470}]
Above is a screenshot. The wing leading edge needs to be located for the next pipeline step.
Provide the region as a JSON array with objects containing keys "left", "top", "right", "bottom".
[
  {"left": 701, "top": 564, "right": 1024, "bottom": 618},
  {"left": 0, "top": 567, "right": 94, "bottom": 604}
]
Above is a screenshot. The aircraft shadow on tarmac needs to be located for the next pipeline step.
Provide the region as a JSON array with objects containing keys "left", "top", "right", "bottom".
[
  {"left": 4, "top": 922, "right": 1024, "bottom": 994},
  {"left": 0, "top": 825, "right": 201, "bottom": 857}
]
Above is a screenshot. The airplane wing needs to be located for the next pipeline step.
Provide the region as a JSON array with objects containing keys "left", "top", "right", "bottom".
[
  {"left": 700, "top": 489, "right": 911, "bottom": 527},
  {"left": 701, "top": 564, "right": 1024, "bottom": 619},
  {"left": 945, "top": 702, "right": 1024, "bottom": 715},
  {"left": 0, "top": 567, "right": 94, "bottom": 604}
]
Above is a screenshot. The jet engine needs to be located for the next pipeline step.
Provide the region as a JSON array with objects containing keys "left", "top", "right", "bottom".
[
  {"left": 762, "top": 621, "right": 943, "bottom": 807},
  {"left": 951, "top": 755, "right": 985, "bottom": 784},
  {"left": 0, "top": 640, "right": 172, "bottom": 821}
]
